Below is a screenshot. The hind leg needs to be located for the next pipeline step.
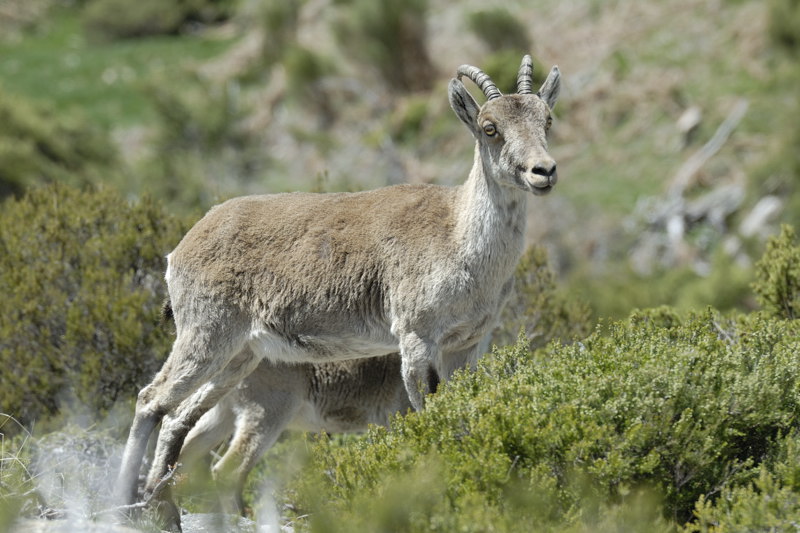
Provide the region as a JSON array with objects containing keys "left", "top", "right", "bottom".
[
  {"left": 115, "top": 315, "right": 248, "bottom": 508},
  {"left": 178, "top": 397, "right": 237, "bottom": 470},
  {"left": 143, "top": 346, "right": 261, "bottom": 529},
  {"left": 208, "top": 363, "right": 304, "bottom": 514}
]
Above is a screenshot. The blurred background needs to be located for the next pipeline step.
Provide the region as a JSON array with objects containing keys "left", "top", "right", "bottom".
[{"left": 2, "top": 0, "right": 799, "bottom": 318}]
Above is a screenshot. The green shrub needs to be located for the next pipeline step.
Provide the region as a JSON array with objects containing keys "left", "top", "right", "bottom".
[
  {"left": 684, "top": 433, "right": 800, "bottom": 532},
  {"left": 259, "top": 0, "right": 303, "bottom": 67},
  {"left": 0, "top": 184, "right": 186, "bottom": 431},
  {"left": 569, "top": 249, "right": 753, "bottom": 321},
  {"left": 467, "top": 7, "right": 531, "bottom": 54},
  {"left": 0, "top": 86, "right": 119, "bottom": 198},
  {"left": 752, "top": 224, "right": 800, "bottom": 319},
  {"left": 289, "top": 308, "right": 800, "bottom": 531},
  {"left": 141, "top": 72, "right": 263, "bottom": 210},
  {"left": 769, "top": 0, "right": 800, "bottom": 54},
  {"left": 494, "top": 245, "right": 592, "bottom": 350},
  {"left": 82, "top": 0, "right": 237, "bottom": 41},
  {"left": 332, "top": 0, "right": 434, "bottom": 93}
]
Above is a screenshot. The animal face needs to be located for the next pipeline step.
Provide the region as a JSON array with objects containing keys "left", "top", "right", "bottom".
[
  {"left": 478, "top": 93, "right": 557, "bottom": 195},
  {"left": 448, "top": 58, "right": 561, "bottom": 195}
]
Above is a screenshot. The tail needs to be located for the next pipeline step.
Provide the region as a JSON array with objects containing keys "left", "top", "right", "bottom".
[{"left": 160, "top": 298, "right": 174, "bottom": 325}]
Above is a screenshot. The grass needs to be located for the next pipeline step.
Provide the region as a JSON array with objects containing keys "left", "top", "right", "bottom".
[{"left": 0, "top": 8, "right": 235, "bottom": 129}]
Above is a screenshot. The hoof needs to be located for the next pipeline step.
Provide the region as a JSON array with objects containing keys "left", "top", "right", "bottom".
[{"left": 152, "top": 499, "right": 182, "bottom": 532}]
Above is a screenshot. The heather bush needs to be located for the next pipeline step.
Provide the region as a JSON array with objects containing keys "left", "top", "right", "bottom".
[
  {"left": 289, "top": 308, "right": 800, "bottom": 531},
  {"left": 752, "top": 224, "right": 800, "bottom": 319},
  {"left": 141, "top": 72, "right": 264, "bottom": 210},
  {"left": 0, "top": 185, "right": 186, "bottom": 430},
  {"left": 494, "top": 244, "right": 592, "bottom": 350},
  {"left": 332, "top": 0, "right": 434, "bottom": 93},
  {"left": 685, "top": 433, "right": 800, "bottom": 532},
  {"left": 467, "top": 7, "right": 531, "bottom": 55},
  {"left": 0, "top": 87, "right": 119, "bottom": 198},
  {"left": 81, "top": 0, "right": 237, "bottom": 41}
]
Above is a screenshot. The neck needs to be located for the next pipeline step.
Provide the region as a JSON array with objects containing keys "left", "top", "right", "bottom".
[{"left": 454, "top": 144, "right": 528, "bottom": 270}]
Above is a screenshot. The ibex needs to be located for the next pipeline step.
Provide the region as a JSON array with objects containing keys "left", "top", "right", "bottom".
[
  {"left": 176, "top": 353, "right": 411, "bottom": 514},
  {"left": 116, "top": 55, "right": 561, "bottom": 526}
]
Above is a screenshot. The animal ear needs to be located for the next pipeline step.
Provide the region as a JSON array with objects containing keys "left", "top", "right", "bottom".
[
  {"left": 537, "top": 66, "right": 561, "bottom": 110},
  {"left": 448, "top": 78, "right": 481, "bottom": 136}
]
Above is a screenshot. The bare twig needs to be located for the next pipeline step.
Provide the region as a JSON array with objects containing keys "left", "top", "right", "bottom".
[
  {"left": 91, "top": 465, "right": 180, "bottom": 519},
  {"left": 669, "top": 99, "right": 749, "bottom": 197}
]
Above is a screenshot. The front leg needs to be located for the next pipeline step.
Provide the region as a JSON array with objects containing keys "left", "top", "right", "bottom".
[
  {"left": 440, "top": 343, "right": 483, "bottom": 381},
  {"left": 399, "top": 332, "right": 440, "bottom": 410}
]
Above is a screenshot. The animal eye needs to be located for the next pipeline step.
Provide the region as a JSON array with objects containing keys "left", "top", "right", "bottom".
[
  {"left": 483, "top": 123, "right": 497, "bottom": 136},
  {"left": 546, "top": 116, "right": 553, "bottom": 130}
]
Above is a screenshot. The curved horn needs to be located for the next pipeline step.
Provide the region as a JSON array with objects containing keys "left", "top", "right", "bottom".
[
  {"left": 456, "top": 64, "right": 502, "bottom": 100},
  {"left": 517, "top": 54, "right": 533, "bottom": 94}
]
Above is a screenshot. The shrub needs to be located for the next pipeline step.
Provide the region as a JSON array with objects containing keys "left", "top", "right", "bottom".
[
  {"left": 0, "top": 87, "right": 119, "bottom": 198},
  {"left": 752, "top": 224, "right": 800, "bottom": 319},
  {"left": 0, "top": 184, "right": 186, "bottom": 431},
  {"left": 141, "top": 72, "right": 263, "bottom": 210},
  {"left": 81, "top": 0, "right": 237, "bottom": 41},
  {"left": 467, "top": 7, "right": 531, "bottom": 54},
  {"left": 494, "top": 244, "right": 592, "bottom": 350},
  {"left": 769, "top": 0, "right": 800, "bottom": 55},
  {"left": 685, "top": 433, "right": 800, "bottom": 532},
  {"left": 259, "top": 0, "right": 303, "bottom": 67},
  {"left": 289, "top": 308, "right": 800, "bottom": 531},
  {"left": 332, "top": 0, "right": 434, "bottom": 93}
]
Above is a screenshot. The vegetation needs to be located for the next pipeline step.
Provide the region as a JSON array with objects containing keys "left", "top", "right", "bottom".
[
  {"left": 81, "top": 0, "right": 237, "bottom": 41},
  {"left": 0, "top": 185, "right": 186, "bottom": 429},
  {"left": 331, "top": 0, "right": 434, "bottom": 92},
  {"left": 0, "top": 86, "right": 119, "bottom": 196},
  {"left": 287, "top": 306, "right": 800, "bottom": 532}
]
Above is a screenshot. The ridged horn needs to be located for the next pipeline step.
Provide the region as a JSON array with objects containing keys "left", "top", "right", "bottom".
[
  {"left": 517, "top": 54, "right": 533, "bottom": 94},
  {"left": 456, "top": 64, "right": 502, "bottom": 100}
]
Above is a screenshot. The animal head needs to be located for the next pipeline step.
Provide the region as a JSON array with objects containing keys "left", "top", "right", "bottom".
[{"left": 448, "top": 55, "right": 561, "bottom": 195}]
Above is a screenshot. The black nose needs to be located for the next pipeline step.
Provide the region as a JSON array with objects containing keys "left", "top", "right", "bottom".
[{"left": 532, "top": 162, "right": 557, "bottom": 177}]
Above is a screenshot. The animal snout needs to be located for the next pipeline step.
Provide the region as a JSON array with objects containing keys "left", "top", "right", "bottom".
[
  {"left": 523, "top": 157, "right": 558, "bottom": 193},
  {"left": 532, "top": 161, "right": 557, "bottom": 179}
]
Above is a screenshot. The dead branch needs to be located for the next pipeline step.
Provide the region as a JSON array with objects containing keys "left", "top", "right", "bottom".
[{"left": 669, "top": 98, "right": 749, "bottom": 197}]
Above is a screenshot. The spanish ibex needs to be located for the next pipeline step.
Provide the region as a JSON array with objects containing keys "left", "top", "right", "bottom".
[
  {"left": 116, "top": 54, "right": 562, "bottom": 524},
  {"left": 176, "top": 353, "right": 411, "bottom": 514}
]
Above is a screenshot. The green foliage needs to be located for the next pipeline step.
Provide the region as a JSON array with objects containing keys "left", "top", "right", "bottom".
[
  {"left": 0, "top": 86, "right": 119, "bottom": 198},
  {"left": 81, "top": 0, "right": 237, "bottom": 41},
  {"left": 283, "top": 45, "right": 337, "bottom": 122},
  {"left": 0, "top": 415, "right": 35, "bottom": 526},
  {"left": 332, "top": 0, "right": 434, "bottom": 92},
  {"left": 495, "top": 245, "right": 592, "bottom": 350},
  {"left": 685, "top": 434, "right": 800, "bottom": 532},
  {"left": 467, "top": 7, "right": 531, "bottom": 53},
  {"left": 289, "top": 308, "right": 800, "bottom": 531},
  {"left": 769, "top": 0, "right": 800, "bottom": 54},
  {"left": 387, "top": 96, "right": 430, "bottom": 145},
  {"left": 141, "top": 72, "right": 264, "bottom": 210},
  {"left": 0, "top": 184, "right": 186, "bottom": 430},
  {"left": 571, "top": 250, "right": 753, "bottom": 321},
  {"left": 259, "top": 0, "right": 304, "bottom": 67},
  {"left": 752, "top": 225, "right": 800, "bottom": 319}
]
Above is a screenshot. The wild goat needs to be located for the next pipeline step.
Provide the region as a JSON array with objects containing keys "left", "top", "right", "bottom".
[
  {"left": 176, "top": 353, "right": 411, "bottom": 514},
  {"left": 116, "top": 54, "right": 562, "bottom": 525}
]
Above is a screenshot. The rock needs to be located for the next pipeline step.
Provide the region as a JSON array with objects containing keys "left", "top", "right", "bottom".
[{"left": 11, "top": 518, "right": 142, "bottom": 533}]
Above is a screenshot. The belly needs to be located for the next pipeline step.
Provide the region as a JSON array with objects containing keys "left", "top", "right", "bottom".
[{"left": 248, "top": 328, "right": 398, "bottom": 363}]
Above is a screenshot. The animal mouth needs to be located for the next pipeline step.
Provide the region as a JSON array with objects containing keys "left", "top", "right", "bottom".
[
  {"left": 525, "top": 175, "right": 556, "bottom": 195},
  {"left": 531, "top": 183, "right": 554, "bottom": 195}
]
